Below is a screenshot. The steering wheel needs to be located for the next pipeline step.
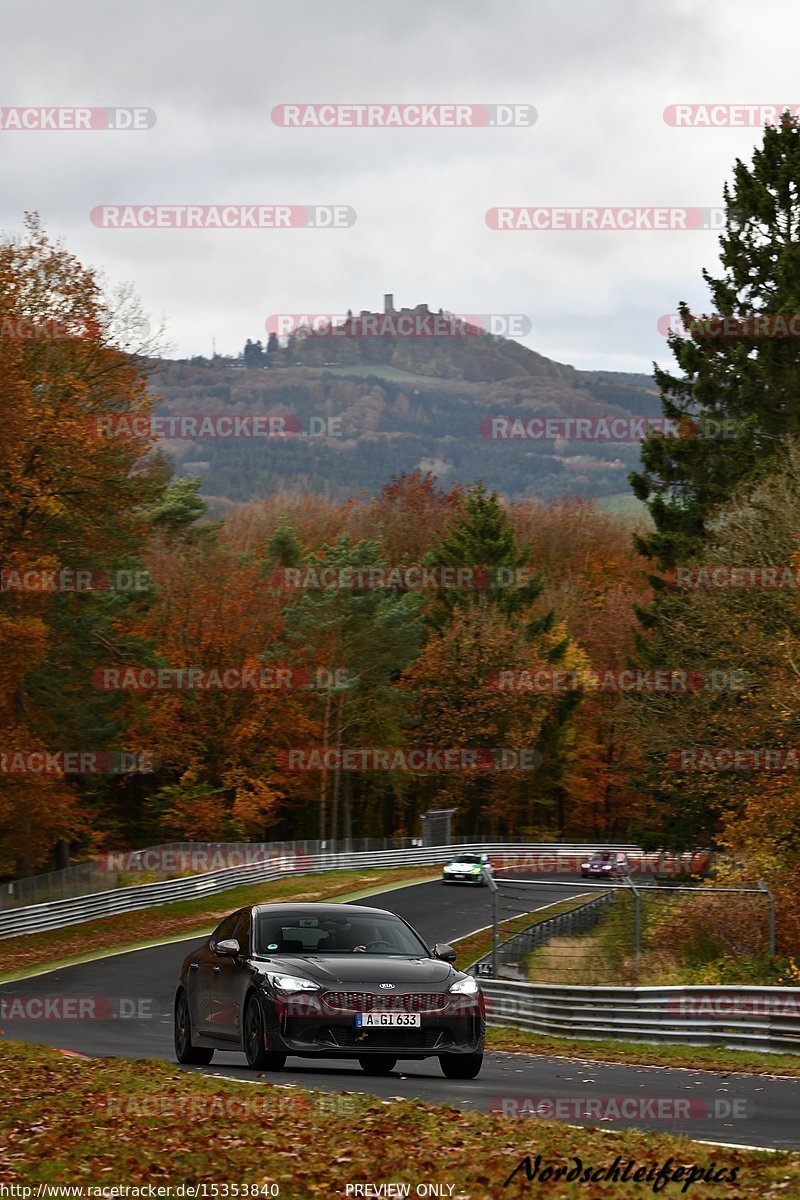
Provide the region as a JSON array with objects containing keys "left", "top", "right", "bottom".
[{"left": 361, "top": 939, "right": 395, "bottom": 952}]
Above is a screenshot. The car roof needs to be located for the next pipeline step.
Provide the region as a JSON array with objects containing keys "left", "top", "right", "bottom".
[{"left": 251, "top": 901, "right": 392, "bottom": 917}]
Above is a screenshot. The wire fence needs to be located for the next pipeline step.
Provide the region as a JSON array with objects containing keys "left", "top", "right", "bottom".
[{"left": 480, "top": 876, "right": 775, "bottom": 985}]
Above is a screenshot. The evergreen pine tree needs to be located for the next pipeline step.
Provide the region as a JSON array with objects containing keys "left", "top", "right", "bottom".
[
  {"left": 423, "top": 481, "right": 558, "bottom": 645},
  {"left": 631, "top": 113, "right": 800, "bottom": 568}
]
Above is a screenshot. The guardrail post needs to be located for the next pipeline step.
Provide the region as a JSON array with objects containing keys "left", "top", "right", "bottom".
[
  {"left": 484, "top": 866, "right": 499, "bottom": 977},
  {"left": 624, "top": 875, "right": 642, "bottom": 979},
  {"left": 758, "top": 879, "right": 776, "bottom": 960}
]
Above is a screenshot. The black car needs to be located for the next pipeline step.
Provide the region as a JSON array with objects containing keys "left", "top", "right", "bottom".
[{"left": 174, "top": 902, "right": 485, "bottom": 1079}]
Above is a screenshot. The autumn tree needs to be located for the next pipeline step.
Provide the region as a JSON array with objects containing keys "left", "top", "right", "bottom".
[
  {"left": 353, "top": 470, "right": 461, "bottom": 564},
  {"left": 113, "top": 536, "right": 316, "bottom": 841},
  {"left": 402, "top": 605, "right": 578, "bottom": 836},
  {"left": 278, "top": 534, "right": 426, "bottom": 840},
  {"left": 626, "top": 439, "right": 800, "bottom": 859},
  {"left": 0, "top": 215, "right": 166, "bottom": 874},
  {"left": 513, "top": 498, "right": 653, "bottom": 836}
]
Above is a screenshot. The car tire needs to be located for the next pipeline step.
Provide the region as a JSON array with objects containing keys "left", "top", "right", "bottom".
[
  {"left": 174, "top": 989, "right": 214, "bottom": 1065},
  {"left": 243, "top": 994, "right": 286, "bottom": 1071},
  {"left": 358, "top": 1055, "right": 397, "bottom": 1075},
  {"left": 439, "top": 1053, "right": 483, "bottom": 1080}
]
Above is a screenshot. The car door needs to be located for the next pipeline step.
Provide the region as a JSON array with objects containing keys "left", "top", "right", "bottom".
[
  {"left": 190, "top": 914, "right": 237, "bottom": 1036},
  {"left": 212, "top": 908, "right": 252, "bottom": 1041}
]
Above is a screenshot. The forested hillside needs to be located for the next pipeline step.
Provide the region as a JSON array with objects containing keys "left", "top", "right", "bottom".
[{"left": 149, "top": 347, "right": 661, "bottom": 508}]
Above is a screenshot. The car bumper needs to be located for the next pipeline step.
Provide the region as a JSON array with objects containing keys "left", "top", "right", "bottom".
[
  {"left": 442, "top": 873, "right": 484, "bottom": 884},
  {"left": 265, "top": 995, "right": 485, "bottom": 1058}
]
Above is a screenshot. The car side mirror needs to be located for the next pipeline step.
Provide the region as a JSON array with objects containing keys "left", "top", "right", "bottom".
[
  {"left": 433, "top": 943, "right": 456, "bottom": 963},
  {"left": 214, "top": 938, "right": 240, "bottom": 957}
]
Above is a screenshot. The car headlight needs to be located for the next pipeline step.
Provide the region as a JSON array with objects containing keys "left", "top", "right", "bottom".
[
  {"left": 264, "top": 972, "right": 320, "bottom": 993},
  {"left": 449, "top": 976, "right": 479, "bottom": 995},
  {"left": 581, "top": 862, "right": 589, "bottom": 870}
]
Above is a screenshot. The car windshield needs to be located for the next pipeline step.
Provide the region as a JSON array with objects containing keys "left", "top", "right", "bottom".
[
  {"left": 452, "top": 854, "right": 482, "bottom": 864},
  {"left": 254, "top": 910, "right": 430, "bottom": 957}
]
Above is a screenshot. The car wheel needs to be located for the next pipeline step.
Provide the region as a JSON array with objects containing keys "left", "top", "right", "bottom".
[
  {"left": 439, "top": 1053, "right": 483, "bottom": 1079},
  {"left": 174, "top": 990, "right": 214, "bottom": 1065},
  {"left": 243, "top": 993, "right": 286, "bottom": 1071},
  {"left": 357, "top": 1055, "right": 397, "bottom": 1075}
]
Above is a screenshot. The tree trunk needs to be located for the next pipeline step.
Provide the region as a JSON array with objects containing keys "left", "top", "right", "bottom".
[
  {"left": 330, "top": 692, "right": 345, "bottom": 845},
  {"left": 319, "top": 690, "right": 331, "bottom": 840},
  {"left": 343, "top": 769, "right": 352, "bottom": 848}
]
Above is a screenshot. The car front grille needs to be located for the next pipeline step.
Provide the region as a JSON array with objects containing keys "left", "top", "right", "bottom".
[
  {"left": 317, "top": 1025, "right": 451, "bottom": 1049},
  {"left": 323, "top": 991, "right": 449, "bottom": 1013}
]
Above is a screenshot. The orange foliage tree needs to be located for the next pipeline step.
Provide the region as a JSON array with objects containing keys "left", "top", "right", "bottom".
[
  {"left": 114, "top": 537, "right": 317, "bottom": 840},
  {"left": 0, "top": 215, "right": 164, "bottom": 873}
]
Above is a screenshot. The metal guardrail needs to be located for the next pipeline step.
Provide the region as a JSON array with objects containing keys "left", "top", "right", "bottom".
[
  {"left": 0, "top": 843, "right": 640, "bottom": 940},
  {"left": 479, "top": 978, "right": 800, "bottom": 1053},
  {"left": 0, "top": 838, "right": 647, "bottom": 911}
]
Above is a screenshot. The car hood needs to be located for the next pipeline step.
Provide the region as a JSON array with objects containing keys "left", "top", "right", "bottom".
[{"left": 252, "top": 954, "right": 456, "bottom": 986}]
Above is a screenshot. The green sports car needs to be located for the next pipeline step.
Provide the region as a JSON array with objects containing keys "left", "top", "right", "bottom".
[{"left": 441, "top": 852, "right": 493, "bottom": 885}]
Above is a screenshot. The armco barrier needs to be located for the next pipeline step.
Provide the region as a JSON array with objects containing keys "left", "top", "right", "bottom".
[
  {"left": 0, "top": 844, "right": 639, "bottom": 940},
  {"left": 479, "top": 978, "right": 800, "bottom": 1053}
]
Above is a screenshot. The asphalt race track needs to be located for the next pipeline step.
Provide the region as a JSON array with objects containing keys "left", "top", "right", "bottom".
[{"left": 2, "top": 876, "right": 799, "bottom": 1151}]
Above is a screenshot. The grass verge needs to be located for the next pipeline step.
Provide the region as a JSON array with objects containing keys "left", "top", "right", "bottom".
[
  {"left": 0, "top": 1041, "right": 794, "bottom": 1197},
  {"left": 0, "top": 867, "right": 437, "bottom": 982},
  {"left": 484, "top": 1027, "right": 800, "bottom": 1078}
]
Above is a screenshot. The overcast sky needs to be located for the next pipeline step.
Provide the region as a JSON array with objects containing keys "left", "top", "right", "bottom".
[{"left": 2, "top": 0, "right": 799, "bottom": 372}]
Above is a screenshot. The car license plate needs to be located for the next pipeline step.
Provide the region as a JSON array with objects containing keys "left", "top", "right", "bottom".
[{"left": 356, "top": 1012, "right": 421, "bottom": 1027}]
